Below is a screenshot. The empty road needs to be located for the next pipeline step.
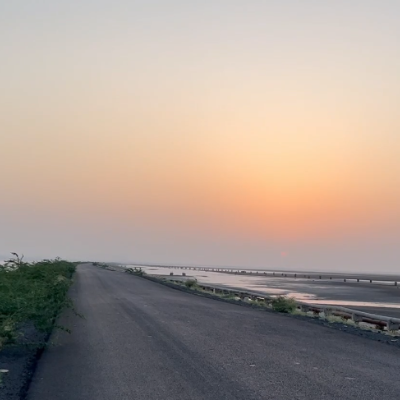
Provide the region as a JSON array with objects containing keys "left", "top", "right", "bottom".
[{"left": 28, "top": 264, "right": 400, "bottom": 399}]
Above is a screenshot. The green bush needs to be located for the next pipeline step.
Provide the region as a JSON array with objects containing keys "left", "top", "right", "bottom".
[
  {"left": 0, "top": 255, "right": 76, "bottom": 350},
  {"left": 184, "top": 279, "right": 198, "bottom": 289},
  {"left": 94, "top": 262, "right": 109, "bottom": 269},
  {"left": 271, "top": 296, "right": 297, "bottom": 313}
]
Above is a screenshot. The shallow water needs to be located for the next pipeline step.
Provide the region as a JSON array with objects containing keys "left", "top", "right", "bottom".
[{"left": 131, "top": 266, "right": 400, "bottom": 312}]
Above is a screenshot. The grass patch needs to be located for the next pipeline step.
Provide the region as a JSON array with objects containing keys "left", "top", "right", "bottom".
[
  {"left": 271, "top": 296, "right": 297, "bottom": 313},
  {"left": 0, "top": 254, "right": 77, "bottom": 351},
  {"left": 221, "top": 293, "right": 239, "bottom": 300}
]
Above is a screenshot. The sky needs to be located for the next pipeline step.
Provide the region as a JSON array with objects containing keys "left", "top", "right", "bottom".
[{"left": 1, "top": 1, "right": 399, "bottom": 272}]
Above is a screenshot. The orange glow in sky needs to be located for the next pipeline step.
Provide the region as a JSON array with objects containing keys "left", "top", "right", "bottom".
[{"left": 1, "top": 1, "right": 399, "bottom": 271}]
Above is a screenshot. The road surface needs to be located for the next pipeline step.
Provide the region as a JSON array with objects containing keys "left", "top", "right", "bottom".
[{"left": 28, "top": 264, "right": 400, "bottom": 399}]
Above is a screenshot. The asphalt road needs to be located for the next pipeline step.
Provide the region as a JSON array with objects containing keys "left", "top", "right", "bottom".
[{"left": 27, "top": 264, "right": 400, "bottom": 400}]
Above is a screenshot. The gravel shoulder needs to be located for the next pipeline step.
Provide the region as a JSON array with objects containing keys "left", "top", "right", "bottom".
[{"left": 0, "top": 326, "right": 45, "bottom": 400}]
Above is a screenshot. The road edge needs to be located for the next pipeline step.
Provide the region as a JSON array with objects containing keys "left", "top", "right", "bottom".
[{"left": 118, "top": 269, "right": 400, "bottom": 348}]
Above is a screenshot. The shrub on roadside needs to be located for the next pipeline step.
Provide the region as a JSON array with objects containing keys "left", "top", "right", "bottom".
[
  {"left": 185, "top": 279, "right": 198, "bottom": 289},
  {"left": 271, "top": 296, "right": 297, "bottom": 313},
  {"left": 0, "top": 255, "right": 76, "bottom": 350},
  {"left": 94, "top": 262, "right": 109, "bottom": 269},
  {"left": 125, "top": 267, "right": 145, "bottom": 276}
]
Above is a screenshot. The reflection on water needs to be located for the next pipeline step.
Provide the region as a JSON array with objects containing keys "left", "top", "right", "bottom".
[{"left": 132, "top": 266, "right": 400, "bottom": 310}]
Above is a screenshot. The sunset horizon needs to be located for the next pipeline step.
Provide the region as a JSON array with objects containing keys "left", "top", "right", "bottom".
[{"left": 1, "top": 1, "right": 399, "bottom": 273}]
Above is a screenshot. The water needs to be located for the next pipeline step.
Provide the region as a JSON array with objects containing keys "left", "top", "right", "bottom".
[{"left": 128, "top": 265, "right": 400, "bottom": 316}]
